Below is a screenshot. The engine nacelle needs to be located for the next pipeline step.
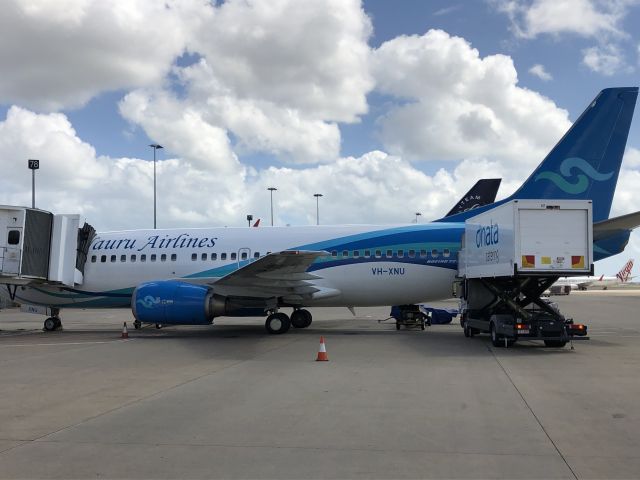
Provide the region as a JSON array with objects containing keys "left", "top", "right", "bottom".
[{"left": 132, "top": 281, "right": 215, "bottom": 325}]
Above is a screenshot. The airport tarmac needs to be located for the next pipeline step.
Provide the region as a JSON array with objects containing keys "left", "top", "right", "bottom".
[{"left": 0, "top": 291, "right": 639, "bottom": 479}]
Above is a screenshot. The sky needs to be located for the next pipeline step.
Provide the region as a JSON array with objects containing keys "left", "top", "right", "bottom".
[{"left": 1, "top": 0, "right": 639, "bottom": 276}]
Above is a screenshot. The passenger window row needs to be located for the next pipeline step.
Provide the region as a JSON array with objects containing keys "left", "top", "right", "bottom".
[
  {"left": 329, "top": 248, "right": 451, "bottom": 259},
  {"left": 90, "top": 251, "right": 262, "bottom": 264}
]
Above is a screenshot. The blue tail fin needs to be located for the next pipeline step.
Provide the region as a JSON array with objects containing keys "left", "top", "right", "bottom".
[{"left": 440, "top": 87, "right": 638, "bottom": 223}]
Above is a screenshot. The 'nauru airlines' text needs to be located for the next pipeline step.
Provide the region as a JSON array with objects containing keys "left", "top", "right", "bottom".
[{"left": 91, "top": 234, "right": 218, "bottom": 252}]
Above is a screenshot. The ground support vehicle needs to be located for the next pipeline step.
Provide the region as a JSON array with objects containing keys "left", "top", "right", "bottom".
[
  {"left": 457, "top": 200, "right": 592, "bottom": 348},
  {"left": 460, "top": 277, "right": 588, "bottom": 348},
  {"left": 388, "top": 305, "right": 431, "bottom": 330}
]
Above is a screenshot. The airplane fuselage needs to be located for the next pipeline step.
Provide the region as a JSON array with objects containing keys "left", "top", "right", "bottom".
[{"left": 14, "top": 223, "right": 465, "bottom": 309}]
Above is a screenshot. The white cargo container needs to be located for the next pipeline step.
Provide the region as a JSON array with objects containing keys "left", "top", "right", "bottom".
[{"left": 459, "top": 199, "right": 593, "bottom": 278}]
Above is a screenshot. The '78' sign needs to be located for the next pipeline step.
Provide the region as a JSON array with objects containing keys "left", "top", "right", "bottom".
[{"left": 28, "top": 159, "right": 39, "bottom": 169}]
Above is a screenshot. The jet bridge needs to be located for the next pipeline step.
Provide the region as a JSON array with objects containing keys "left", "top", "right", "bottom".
[{"left": 0, "top": 206, "right": 95, "bottom": 293}]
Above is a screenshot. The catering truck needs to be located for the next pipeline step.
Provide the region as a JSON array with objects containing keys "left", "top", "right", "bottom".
[{"left": 457, "top": 200, "right": 591, "bottom": 348}]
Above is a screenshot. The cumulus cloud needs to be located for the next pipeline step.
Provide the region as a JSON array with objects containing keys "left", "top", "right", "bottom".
[
  {"left": 371, "top": 30, "right": 571, "bottom": 167},
  {"left": 494, "top": 0, "right": 631, "bottom": 39},
  {"left": 582, "top": 44, "right": 626, "bottom": 75},
  {"left": 0, "top": 0, "right": 207, "bottom": 110},
  {"left": 115, "top": 0, "right": 374, "bottom": 165},
  {"left": 494, "top": 0, "right": 638, "bottom": 76},
  {"left": 0, "top": 107, "right": 512, "bottom": 231},
  {"left": 529, "top": 63, "right": 553, "bottom": 80}
]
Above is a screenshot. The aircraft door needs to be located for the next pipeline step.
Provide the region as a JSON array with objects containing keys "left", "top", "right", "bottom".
[
  {"left": 237, "top": 248, "right": 251, "bottom": 268},
  {"left": 2, "top": 227, "right": 22, "bottom": 275}
]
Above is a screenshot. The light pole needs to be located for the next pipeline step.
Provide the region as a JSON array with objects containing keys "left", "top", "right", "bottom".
[
  {"left": 149, "top": 144, "right": 163, "bottom": 229},
  {"left": 268, "top": 187, "right": 277, "bottom": 226},
  {"left": 415, "top": 212, "right": 422, "bottom": 223},
  {"left": 28, "top": 159, "right": 40, "bottom": 208},
  {"left": 314, "top": 193, "right": 323, "bottom": 225}
]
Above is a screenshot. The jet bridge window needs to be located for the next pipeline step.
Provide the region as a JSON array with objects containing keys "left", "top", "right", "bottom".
[{"left": 7, "top": 230, "right": 20, "bottom": 245}]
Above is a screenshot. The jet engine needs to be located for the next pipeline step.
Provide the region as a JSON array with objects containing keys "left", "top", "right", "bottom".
[
  {"left": 131, "top": 280, "right": 266, "bottom": 325},
  {"left": 132, "top": 281, "right": 216, "bottom": 325}
]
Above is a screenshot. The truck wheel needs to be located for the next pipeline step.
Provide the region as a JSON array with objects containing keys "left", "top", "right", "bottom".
[
  {"left": 490, "top": 323, "right": 502, "bottom": 347},
  {"left": 463, "top": 323, "right": 471, "bottom": 337},
  {"left": 544, "top": 340, "right": 567, "bottom": 348}
]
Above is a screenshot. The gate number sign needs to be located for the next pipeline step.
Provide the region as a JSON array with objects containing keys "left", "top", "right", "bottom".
[{"left": 28, "top": 159, "right": 39, "bottom": 169}]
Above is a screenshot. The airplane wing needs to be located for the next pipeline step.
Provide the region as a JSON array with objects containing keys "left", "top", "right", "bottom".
[
  {"left": 593, "top": 210, "right": 640, "bottom": 240},
  {"left": 201, "top": 250, "right": 338, "bottom": 302}
]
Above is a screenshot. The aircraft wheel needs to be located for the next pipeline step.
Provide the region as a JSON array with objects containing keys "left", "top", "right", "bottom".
[
  {"left": 134, "top": 321, "right": 142, "bottom": 330},
  {"left": 44, "top": 317, "right": 58, "bottom": 331},
  {"left": 265, "top": 313, "right": 291, "bottom": 334},
  {"left": 291, "top": 309, "right": 312, "bottom": 328}
]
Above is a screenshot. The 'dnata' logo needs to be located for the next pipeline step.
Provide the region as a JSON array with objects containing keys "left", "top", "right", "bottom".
[{"left": 475, "top": 220, "right": 499, "bottom": 248}]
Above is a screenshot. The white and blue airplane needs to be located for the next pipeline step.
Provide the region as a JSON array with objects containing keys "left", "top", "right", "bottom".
[{"left": 4, "top": 87, "right": 640, "bottom": 334}]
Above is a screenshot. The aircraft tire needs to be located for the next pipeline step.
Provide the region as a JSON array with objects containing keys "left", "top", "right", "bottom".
[
  {"left": 291, "top": 309, "right": 312, "bottom": 328},
  {"left": 134, "top": 321, "right": 142, "bottom": 330},
  {"left": 43, "top": 317, "right": 57, "bottom": 331},
  {"left": 266, "top": 313, "right": 291, "bottom": 334}
]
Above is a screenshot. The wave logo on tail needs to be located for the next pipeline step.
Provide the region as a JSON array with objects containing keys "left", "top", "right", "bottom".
[{"left": 535, "top": 157, "right": 614, "bottom": 194}]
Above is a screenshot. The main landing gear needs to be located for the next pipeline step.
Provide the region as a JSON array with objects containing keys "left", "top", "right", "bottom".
[
  {"left": 43, "top": 309, "right": 62, "bottom": 331},
  {"left": 265, "top": 308, "right": 313, "bottom": 334}
]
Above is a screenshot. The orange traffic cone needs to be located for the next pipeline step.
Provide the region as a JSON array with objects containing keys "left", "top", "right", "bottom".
[
  {"left": 316, "top": 336, "right": 329, "bottom": 361},
  {"left": 121, "top": 322, "right": 129, "bottom": 339}
]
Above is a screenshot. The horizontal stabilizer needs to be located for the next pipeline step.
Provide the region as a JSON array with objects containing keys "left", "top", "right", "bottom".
[{"left": 593, "top": 210, "right": 640, "bottom": 240}]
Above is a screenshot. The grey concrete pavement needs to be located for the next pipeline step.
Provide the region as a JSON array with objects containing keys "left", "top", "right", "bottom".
[{"left": 0, "top": 293, "right": 638, "bottom": 479}]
